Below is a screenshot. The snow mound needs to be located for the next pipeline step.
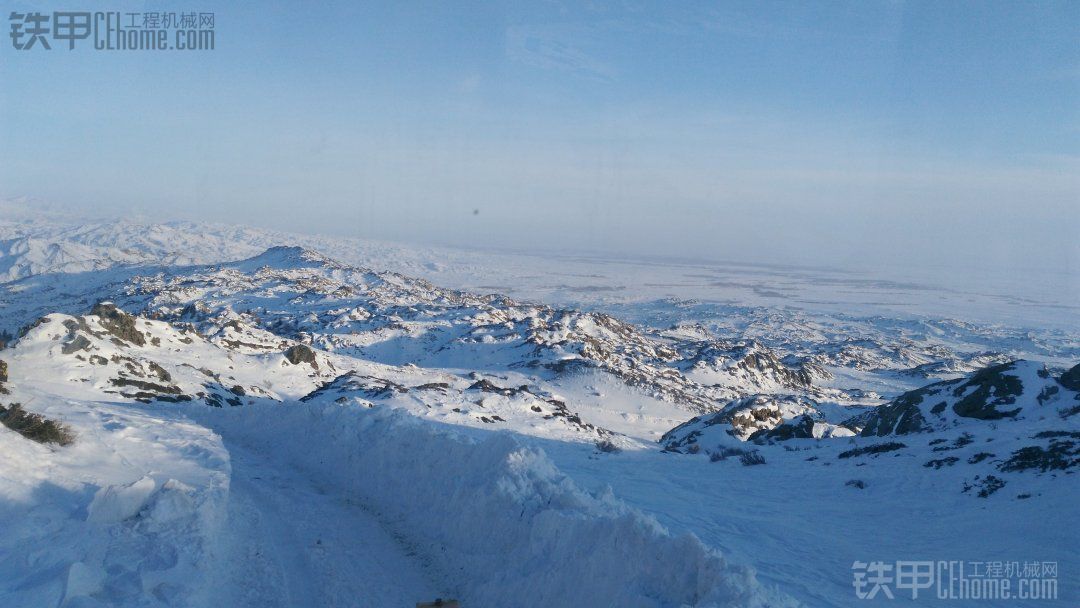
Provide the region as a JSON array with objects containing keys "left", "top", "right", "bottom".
[
  {"left": 212, "top": 403, "right": 796, "bottom": 607},
  {"left": 86, "top": 476, "right": 158, "bottom": 523},
  {"left": 0, "top": 399, "right": 229, "bottom": 608}
]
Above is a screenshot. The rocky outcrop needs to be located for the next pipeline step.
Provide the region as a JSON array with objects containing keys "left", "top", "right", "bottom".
[
  {"left": 950, "top": 362, "right": 1024, "bottom": 420},
  {"left": 284, "top": 344, "right": 319, "bottom": 369},
  {"left": 1058, "top": 363, "right": 1080, "bottom": 392},
  {"left": 660, "top": 394, "right": 828, "bottom": 449},
  {"left": 91, "top": 302, "right": 146, "bottom": 346},
  {"left": 748, "top": 414, "right": 855, "bottom": 443},
  {"left": 999, "top": 431, "right": 1080, "bottom": 473},
  {"left": 683, "top": 341, "right": 820, "bottom": 392},
  {"left": 856, "top": 360, "right": 1079, "bottom": 437},
  {"left": 856, "top": 387, "right": 933, "bottom": 436},
  {"left": 300, "top": 372, "right": 407, "bottom": 402}
]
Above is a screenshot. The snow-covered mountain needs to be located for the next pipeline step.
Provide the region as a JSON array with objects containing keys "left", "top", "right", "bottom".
[
  {"left": 0, "top": 245, "right": 880, "bottom": 420},
  {"left": 0, "top": 215, "right": 1077, "bottom": 607},
  {"left": 663, "top": 360, "right": 1079, "bottom": 488}
]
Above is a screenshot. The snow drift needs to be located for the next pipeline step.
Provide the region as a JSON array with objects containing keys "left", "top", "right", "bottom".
[
  {"left": 0, "top": 399, "right": 229, "bottom": 608},
  {"left": 206, "top": 402, "right": 797, "bottom": 608}
]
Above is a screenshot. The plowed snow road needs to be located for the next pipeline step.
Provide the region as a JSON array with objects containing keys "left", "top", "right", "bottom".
[{"left": 213, "top": 440, "right": 444, "bottom": 607}]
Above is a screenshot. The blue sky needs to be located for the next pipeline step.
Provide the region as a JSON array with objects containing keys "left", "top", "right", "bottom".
[{"left": 1, "top": 1, "right": 1077, "bottom": 276}]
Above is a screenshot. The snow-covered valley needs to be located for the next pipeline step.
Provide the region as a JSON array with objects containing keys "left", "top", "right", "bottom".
[{"left": 0, "top": 214, "right": 1076, "bottom": 607}]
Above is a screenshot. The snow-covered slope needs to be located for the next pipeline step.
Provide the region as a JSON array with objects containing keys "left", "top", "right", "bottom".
[
  {"left": 0, "top": 246, "right": 873, "bottom": 423},
  {"left": 662, "top": 360, "right": 1079, "bottom": 489},
  {"left": 0, "top": 372, "right": 229, "bottom": 607},
  {"left": 0, "top": 215, "right": 1077, "bottom": 606},
  {"left": 856, "top": 360, "right": 1080, "bottom": 436},
  {"left": 0, "top": 303, "right": 796, "bottom": 606}
]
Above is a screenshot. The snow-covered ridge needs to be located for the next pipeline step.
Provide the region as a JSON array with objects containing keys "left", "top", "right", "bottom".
[
  {"left": 660, "top": 358, "right": 1079, "bottom": 509},
  {"left": 5, "top": 213, "right": 1076, "bottom": 402},
  {"left": 0, "top": 245, "right": 867, "bottom": 418},
  {"left": 855, "top": 360, "right": 1080, "bottom": 436},
  {"left": 9, "top": 305, "right": 336, "bottom": 406}
]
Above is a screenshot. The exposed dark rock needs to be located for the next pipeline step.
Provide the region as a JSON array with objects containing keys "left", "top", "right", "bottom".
[
  {"left": 931, "top": 433, "right": 974, "bottom": 452},
  {"left": 543, "top": 358, "right": 596, "bottom": 376},
  {"left": 414, "top": 382, "right": 450, "bottom": 391},
  {"left": 468, "top": 379, "right": 531, "bottom": 396},
  {"left": 147, "top": 361, "right": 172, "bottom": 382},
  {"left": 857, "top": 361, "right": 1038, "bottom": 436},
  {"left": 857, "top": 391, "right": 931, "bottom": 436},
  {"left": 300, "top": 372, "right": 408, "bottom": 402},
  {"left": 1059, "top": 363, "right": 1080, "bottom": 391},
  {"left": 61, "top": 334, "right": 93, "bottom": 354},
  {"left": 999, "top": 438, "right": 1079, "bottom": 473},
  {"left": 838, "top": 442, "right": 906, "bottom": 459},
  {"left": 91, "top": 302, "right": 146, "bottom": 346},
  {"left": 749, "top": 414, "right": 816, "bottom": 443},
  {"left": 109, "top": 378, "right": 182, "bottom": 395},
  {"left": 1033, "top": 430, "right": 1080, "bottom": 439},
  {"left": 963, "top": 475, "right": 1006, "bottom": 498},
  {"left": 595, "top": 439, "right": 621, "bottom": 453},
  {"left": 283, "top": 344, "right": 319, "bottom": 369},
  {"left": 924, "top": 457, "right": 959, "bottom": 469},
  {"left": 202, "top": 386, "right": 243, "bottom": 408},
  {"left": 951, "top": 363, "right": 1023, "bottom": 420},
  {"left": 664, "top": 394, "right": 824, "bottom": 446},
  {"left": 1037, "top": 385, "right": 1060, "bottom": 405},
  {"left": 686, "top": 340, "right": 817, "bottom": 391}
]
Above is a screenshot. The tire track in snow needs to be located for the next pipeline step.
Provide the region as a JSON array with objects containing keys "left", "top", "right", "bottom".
[{"left": 213, "top": 441, "right": 443, "bottom": 607}]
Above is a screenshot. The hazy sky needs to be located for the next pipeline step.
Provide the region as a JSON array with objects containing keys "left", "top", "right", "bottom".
[{"left": 1, "top": 1, "right": 1077, "bottom": 277}]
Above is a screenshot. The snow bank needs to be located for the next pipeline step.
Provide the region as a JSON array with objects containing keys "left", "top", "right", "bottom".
[
  {"left": 0, "top": 399, "right": 229, "bottom": 608},
  {"left": 210, "top": 403, "right": 797, "bottom": 608}
]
